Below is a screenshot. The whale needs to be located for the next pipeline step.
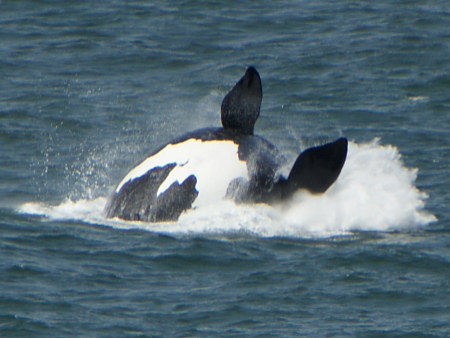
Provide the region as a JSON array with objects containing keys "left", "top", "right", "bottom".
[{"left": 105, "top": 67, "right": 348, "bottom": 222}]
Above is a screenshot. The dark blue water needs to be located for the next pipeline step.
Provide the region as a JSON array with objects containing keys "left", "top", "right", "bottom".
[{"left": 1, "top": 0, "right": 449, "bottom": 336}]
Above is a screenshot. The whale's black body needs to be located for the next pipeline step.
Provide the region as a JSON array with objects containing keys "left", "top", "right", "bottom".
[{"left": 105, "top": 67, "right": 348, "bottom": 222}]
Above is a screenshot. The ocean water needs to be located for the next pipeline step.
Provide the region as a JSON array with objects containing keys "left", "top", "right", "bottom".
[{"left": 1, "top": 0, "right": 449, "bottom": 336}]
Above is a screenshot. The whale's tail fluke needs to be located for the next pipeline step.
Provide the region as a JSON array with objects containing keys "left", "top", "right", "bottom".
[{"left": 269, "top": 138, "right": 348, "bottom": 200}]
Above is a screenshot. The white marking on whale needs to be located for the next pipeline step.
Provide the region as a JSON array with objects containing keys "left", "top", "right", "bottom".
[{"left": 116, "top": 139, "right": 248, "bottom": 207}]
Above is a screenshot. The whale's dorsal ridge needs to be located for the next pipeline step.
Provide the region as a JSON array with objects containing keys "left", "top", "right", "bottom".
[{"left": 221, "top": 66, "right": 262, "bottom": 135}]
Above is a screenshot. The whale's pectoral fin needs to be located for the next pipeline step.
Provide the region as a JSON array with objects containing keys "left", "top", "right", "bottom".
[
  {"left": 221, "top": 66, "right": 262, "bottom": 135},
  {"left": 287, "top": 137, "right": 348, "bottom": 195}
]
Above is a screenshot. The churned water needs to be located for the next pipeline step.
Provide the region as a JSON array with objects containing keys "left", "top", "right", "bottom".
[{"left": 1, "top": 0, "right": 449, "bottom": 336}]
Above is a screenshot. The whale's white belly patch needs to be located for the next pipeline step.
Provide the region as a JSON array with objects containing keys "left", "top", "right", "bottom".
[{"left": 116, "top": 139, "right": 248, "bottom": 207}]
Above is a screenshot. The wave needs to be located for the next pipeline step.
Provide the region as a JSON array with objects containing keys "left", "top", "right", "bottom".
[{"left": 18, "top": 140, "right": 436, "bottom": 238}]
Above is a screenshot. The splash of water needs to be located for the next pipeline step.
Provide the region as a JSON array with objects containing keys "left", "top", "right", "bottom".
[{"left": 18, "top": 140, "right": 436, "bottom": 238}]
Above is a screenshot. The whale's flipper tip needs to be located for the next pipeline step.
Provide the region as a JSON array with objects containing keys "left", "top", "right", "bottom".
[
  {"left": 221, "top": 66, "right": 262, "bottom": 135},
  {"left": 288, "top": 137, "right": 348, "bottom": 194}
]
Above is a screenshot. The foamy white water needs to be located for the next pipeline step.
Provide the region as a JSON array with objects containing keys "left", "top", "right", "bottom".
[{"left": 19, "top": 140, "right": 436, "bottom": 238}]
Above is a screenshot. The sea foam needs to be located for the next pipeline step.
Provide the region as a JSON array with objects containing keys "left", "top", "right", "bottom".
[{"left": 18, "top": 140, "right": 436, "bottom": 238}]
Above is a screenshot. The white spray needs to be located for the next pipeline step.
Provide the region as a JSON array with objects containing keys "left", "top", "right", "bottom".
[{"left": 19, "top": 140, "right": 436, "bottom": 238}]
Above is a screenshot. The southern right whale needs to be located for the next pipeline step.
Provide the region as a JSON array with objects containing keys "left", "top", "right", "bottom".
[{"left": 105, "top": 67, "right": 347, "bottom": 222}]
